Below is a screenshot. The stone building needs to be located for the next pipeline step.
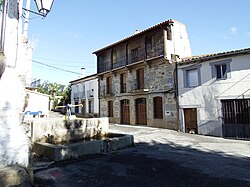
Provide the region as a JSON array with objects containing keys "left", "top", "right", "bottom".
[{"left": 93, "top": 19, "right": 192, "bottom": 129}]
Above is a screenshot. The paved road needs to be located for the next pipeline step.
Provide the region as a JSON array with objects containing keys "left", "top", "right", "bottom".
[{"left": 33, "top": 123, "right": 250, "bottom": 187}]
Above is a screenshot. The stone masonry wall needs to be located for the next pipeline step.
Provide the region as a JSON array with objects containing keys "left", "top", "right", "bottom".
[{"left": 99, "top": 59, "right": 179, "bottom": 129}]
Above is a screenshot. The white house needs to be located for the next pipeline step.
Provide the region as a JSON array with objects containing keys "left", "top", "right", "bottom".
[
  {"left": 70, "top": 73, "right": 99, "bottom": 117},
  {"left": 178, "top": 48, "right": 250, "bottom": 138},
  {"left": 24, "top": 88, "right": 50, "bottom": 118}
]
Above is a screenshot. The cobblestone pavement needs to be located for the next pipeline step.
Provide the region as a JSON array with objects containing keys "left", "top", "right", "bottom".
[{"left": 33, "top": 123, "right": 250, "bottom": 187}]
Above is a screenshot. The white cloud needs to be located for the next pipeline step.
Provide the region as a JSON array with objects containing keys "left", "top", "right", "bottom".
[
  {"left": 230, "top": 27, "right": 237, "bottom": 35},
  {"left": 222, "top": 35, "right": 229, "bottom": 40}
]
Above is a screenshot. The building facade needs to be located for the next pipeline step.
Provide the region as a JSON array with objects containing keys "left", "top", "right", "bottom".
[
  {"left": 93, "top": 19, "right": 192, "bottom": 129},
  {"left": 70, "top": 74, "right": 99, "bottom": 117},
  {"left": 178, "top": 48, "right": 250, "bottom": 138}
]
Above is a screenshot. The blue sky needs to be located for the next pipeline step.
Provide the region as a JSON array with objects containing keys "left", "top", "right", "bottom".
[{"left": 27, "top": 0, "right": 250, "bottom": 85}]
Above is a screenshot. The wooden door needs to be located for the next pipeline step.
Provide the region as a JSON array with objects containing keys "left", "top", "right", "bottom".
[
  {"left": 184, "top": 108, "right": 197, "bottom": 133},
  {"left": 121, "top": 99, "right": 130, "bottom": 124},
  {"left": 136, "top": 98, "right": 147, "bottom": 125},
  {"left": 82, "top": 100, "right": 86, "bottom": 115},
  {"left": 75, "top": 101, "right": 79, "bottom": 114}
]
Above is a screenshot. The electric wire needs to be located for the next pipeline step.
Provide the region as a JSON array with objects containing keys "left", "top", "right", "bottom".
[{"left": 32, "top": 60, "right": 81, "bottom": 75}]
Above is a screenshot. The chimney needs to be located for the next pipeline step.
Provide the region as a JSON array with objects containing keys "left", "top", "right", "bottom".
[
  {"left": 79, "top": 67, "right": 85, "bottom": 78},
  {"left": 134, "top": 29, "right": 141, "bottom": 34}
]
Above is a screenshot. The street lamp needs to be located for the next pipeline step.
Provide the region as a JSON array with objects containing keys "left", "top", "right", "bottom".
[
  {"left": 22, "top": 0, "right": 54, "bottom": 17},
  {"left": 34, "top": 0, "right": 54, "bottom": 17}
]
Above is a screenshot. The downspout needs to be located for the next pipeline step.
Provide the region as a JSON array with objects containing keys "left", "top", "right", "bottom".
[
  {"left": 174, "top": 57, "right": 180, "bottom": 131},
  {"left": 97, "top": 55, "right": 101, "bottom": 117},
  {"left": 0, "top": 0, "right": 6, "bottom": 52},
  {"left": 0, "top": 0, "right": 6, "bottom": 78}
]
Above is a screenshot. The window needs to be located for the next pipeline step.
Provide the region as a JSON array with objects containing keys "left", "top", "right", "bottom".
[
  {"left": 106, "top": 76, "right": 112, "bottom": 94},
  {"left": 137, "top": 68, "right": 144, "bottom": 89},
  {"left": 108, "top": 101, "right": 113, "bottom": 117},
  {"left": 167, "top": 26, "right": 172, "bottom": 40},
  {"left": 183, "top": 64, "right": 201, "bottom": 88},
  {"left": 186, "top": 69, "right": 198, "bottom": 87},
  {"left": 154, "top": 97, "right": 163, "bottom": 119},
  {"left": 120, "top": 73, "right": 126, "bottom": 93},
  {"left": 215, "top": 64, "right": 227, "bottom": 79},
  {"left": 88, "top": 100, "right": 92, "bottom": 113},
  {"left": 210, "top": 59, "right": 231, "bottom": 80}
]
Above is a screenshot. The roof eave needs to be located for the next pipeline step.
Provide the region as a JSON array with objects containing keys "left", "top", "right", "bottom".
[{"left": 92, "top": 19, "right": 175, "bottom": 55}]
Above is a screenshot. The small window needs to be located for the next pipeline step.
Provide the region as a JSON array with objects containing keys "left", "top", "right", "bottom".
[
  {"left": 183, "top": 64, "right": 201, "bottom": 88},
  {"left": 210, "top": 59, "right": 231, "bottom": 80},
  {"left": 186, "top": 69, "right": 198, "bottom": 87},
  {"left": 108, "top": 101, "right": 113, "bottom": 117},
  {"left": 154, "top": 97, "right": 163, "bottom": 119},
  {"left": 167, "top": 26, "right": 172, "bottom": 40},
  {"left": 215, "top": 64, "right": 227, "bottom": 79}
]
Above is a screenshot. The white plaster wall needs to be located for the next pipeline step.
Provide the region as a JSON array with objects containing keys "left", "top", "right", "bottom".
[
  {"left": 70, "top": 76, "right": 99, "bottom": 115},
  {"left": 24, "top": 90, "right": 50, "bottom": 116},
  {"left": 88, "top": 78, "right": 99, "bottom": 114},
  {"left": 0, "top": 0, "right": 30, "bottom": 167},
  {"left": 178, "top": 55, "right": 250, "bottom": 137},
  {"left": 172, "top": 21, "right": 192, "bottom": 58}
]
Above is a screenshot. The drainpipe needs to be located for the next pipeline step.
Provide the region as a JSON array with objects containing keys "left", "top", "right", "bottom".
[
  {"left": 0, "top": 0, "right": 6, "bottom": 52},
  {"left": 174, "top": 57, "right": 180, "bottom": 131},
  {"left": 0, "top": 0, "right": 6, "bottom": 78},
  {"left": 23, "top": 0, "right": 31, "bottom": 39}
]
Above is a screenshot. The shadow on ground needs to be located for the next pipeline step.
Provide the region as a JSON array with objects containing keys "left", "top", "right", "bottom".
[{"left": 33, "top": 139, "right": 250, "bottom": 187}]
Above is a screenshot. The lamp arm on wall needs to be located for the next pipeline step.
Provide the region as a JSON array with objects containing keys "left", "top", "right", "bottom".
[{"left": 22, "top": 7, "right": 45, "bottom": 17}]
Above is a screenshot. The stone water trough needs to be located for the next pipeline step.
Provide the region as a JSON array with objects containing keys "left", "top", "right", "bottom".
[{"left": 31, "top": 117, "right": 134, "bottom": 161}]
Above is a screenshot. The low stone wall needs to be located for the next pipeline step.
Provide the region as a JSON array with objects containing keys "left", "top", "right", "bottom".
[
  {"left": 34, "top": 133, "right": 134, "bottom": 161},
  {"left": 31, "top": 117, "right": 109, "bottom": 144}
]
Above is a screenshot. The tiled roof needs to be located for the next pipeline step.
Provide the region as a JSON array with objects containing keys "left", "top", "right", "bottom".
[
  {"left": 179, "top": 47, "right": 250, "bottom": 64},
  {"left": 92, "top": 19, "right": 175, "bottom": 54},
  {"left": 69, "top": 73, "right": 98, "bottom": 84}
]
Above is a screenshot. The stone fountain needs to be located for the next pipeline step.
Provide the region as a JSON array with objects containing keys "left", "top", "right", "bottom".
[{"left": 32, "top": 118, "right": 134, "bottom": 161}]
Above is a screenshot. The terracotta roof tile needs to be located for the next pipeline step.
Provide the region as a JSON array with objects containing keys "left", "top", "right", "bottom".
[
  {"left": 179, "top": 48, "right": 250, "bottom": 64},
  {"left": 93, "top": 19, "right": 176, "bottom": 54}
]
